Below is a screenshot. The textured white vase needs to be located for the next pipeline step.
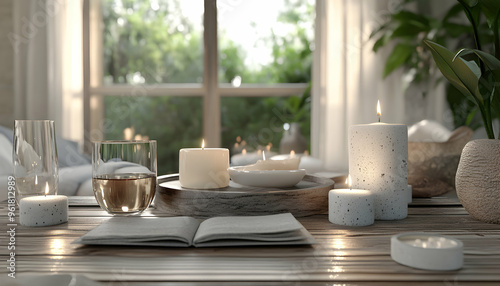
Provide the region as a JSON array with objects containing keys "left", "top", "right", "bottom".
[{"left": 455, "top": 139, "right": 500, "bottom": 224}]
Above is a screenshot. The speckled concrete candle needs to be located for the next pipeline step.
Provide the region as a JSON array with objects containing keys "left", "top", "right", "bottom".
[
  {"left": 349, "top": 123, "right": 408, "bottom": 220},
  {"left": 329, "top": 188, "right": 374, "bottom": 226},
  {"left": 19, "top": 195, "right": 68, "bottom": 226}
]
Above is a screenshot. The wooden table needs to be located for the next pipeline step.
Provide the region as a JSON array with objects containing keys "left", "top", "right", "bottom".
[{"left": 1, "top": 193, "right": 500, "bottom": 285}]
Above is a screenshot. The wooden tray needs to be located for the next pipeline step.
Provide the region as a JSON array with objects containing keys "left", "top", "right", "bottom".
[{"left": 154, "top": 174, "right": 335, "bottom": 217}]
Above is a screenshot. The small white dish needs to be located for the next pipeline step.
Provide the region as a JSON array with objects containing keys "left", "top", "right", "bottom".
[
  {"left": 228, "top": 167, "right": 306, "bottom": 188},
  {"left": 391, "top": 232, "right": 463, "bottom": 271}
]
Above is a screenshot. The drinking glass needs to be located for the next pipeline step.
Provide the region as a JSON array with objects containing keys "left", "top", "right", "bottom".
[
  {"left": 13, "top": 120, "right": 58, "bottom": 203},
  {"left": 92, "top": 140, "right": 157, "bottom": 215}
]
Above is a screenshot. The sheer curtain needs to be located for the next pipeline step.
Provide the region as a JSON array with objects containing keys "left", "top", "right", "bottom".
[
  {"left": 13, "top": 0, "right": 83, "bottom": 144},
  {"left": 312, "top": 0, "right": 412, "bottom": 172}
]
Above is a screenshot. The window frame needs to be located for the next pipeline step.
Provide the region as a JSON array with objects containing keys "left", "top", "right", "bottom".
[{"left": 83, "top": 0, "right": 309, "bottom": 152}]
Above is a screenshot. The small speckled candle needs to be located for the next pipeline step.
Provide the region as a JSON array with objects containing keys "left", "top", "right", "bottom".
[
  {"left": 19, "top": 195, "right": 68, "bottom": 227},
  {"left": 349, "top": 122, "right": 408, "bottom": 220},
  {"left": 329, "top": 188, "right": 374, "bottom": 226}
]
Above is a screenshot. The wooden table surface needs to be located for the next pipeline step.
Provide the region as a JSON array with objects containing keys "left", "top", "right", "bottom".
[{"left": 1, "top": 193, "right": 500, "bottom": 285}]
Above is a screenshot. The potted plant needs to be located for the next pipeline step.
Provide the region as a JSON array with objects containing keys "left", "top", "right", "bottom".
[{"left": 424, "top": 0, "right": 500, "bottom": 223}]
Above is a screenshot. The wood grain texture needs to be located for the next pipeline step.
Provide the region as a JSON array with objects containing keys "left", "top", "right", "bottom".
[
  {"left": 154, "top": 174, "right": 335, "bottom": 217},
  {"left": 1, "top": 196, "right": 499, "bottom": 285}
]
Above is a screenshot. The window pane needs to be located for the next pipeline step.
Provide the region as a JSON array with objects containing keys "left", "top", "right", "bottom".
[
  {"left": 218, "top": 0, "right": 315, "bottom": 84},
  {"left": 101, "top": 0, "right": 204, "bottom": 84},
  {"left": 103, "top": 96, "right": 203, "bottom": 174},
  {"left": 221, "top": 96, "right": 310, "bottom": 158}
]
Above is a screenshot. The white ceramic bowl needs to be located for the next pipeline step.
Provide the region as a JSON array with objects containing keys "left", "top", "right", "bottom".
[{"left": 228, "top": 167, "right": 306, "bottom": 188}]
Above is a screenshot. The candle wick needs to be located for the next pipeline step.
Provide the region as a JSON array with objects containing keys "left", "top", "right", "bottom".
[{"left": 378, "top": 116, "right": 381, "bottom": 123}]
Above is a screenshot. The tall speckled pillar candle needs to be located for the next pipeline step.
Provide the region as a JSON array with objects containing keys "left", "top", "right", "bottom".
[{"left": 349, "top": 123, "right": 408, "bottom": 220}]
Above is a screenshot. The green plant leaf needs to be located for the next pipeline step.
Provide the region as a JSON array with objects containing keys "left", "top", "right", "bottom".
[
  {"left": 458, "top": 0, "right": 482, "bottom": 50},
  {"left": 478, "top": 70, "right": 495, "bottom": 100},
  {"left": 423, "top": 40, "right": 481, "bottom": 103},
  {"left": 383, "top": 43, "right": 413, "bottom": 78},
  {"left": 392, "top": 10, "right": 429, "bottom": 28},
  {"left": 442, "top": 22, "right": 472, "bottom": 37},
  {"left": 461, "top": 0, "right": 479, "bottom": 7},
  {"left": 456, "top": 48, "right": 500, "bottom": 71},
  {"left": 480, "top": 0, "right": 500, "bottom": 28},
  {"left": 443, "top": 3, "right": 465, "bottom": 22},
  {"left": 369, "top": 23, "right": 389, "bottom": 39},
  {"left": 456, "top": 49, "right": 500, "bottom": 100},
  {"left": 391, "top": 23, "right": 429, "bottom": 38},
  {"left": 491, "top": 90, "right": 500, "bottom": 138},
  {"left": 372, "top": 33, "right": 390, "bottom": 52},
  {"left": 465, "top": 107, "right": 479, "bottom": 127}
]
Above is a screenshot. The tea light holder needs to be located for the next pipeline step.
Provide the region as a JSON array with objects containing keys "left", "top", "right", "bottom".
[
  {"left": 19, "top": 195, "right": 68, "bottom": 227},
  {"left": 391, "top": 232, "right": 463, "bottom": 271}
]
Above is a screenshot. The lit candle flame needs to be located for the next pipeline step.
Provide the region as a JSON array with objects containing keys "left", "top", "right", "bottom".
[
  {"left": 377, "top": 100, "right": 381, "bottom": 122},
  {"left": 345, "top": 175, "right": 352, "bottom": 190},
  {"left": 45, "top": 182, "right": 49, "bottom": 196},
  {"left": 122, "top": 206, "right": 129, "bottom": 212},
  {"left": 35, "top": 175, "right": 38, "bottom": 185},
  {"left": 263, "top": 151, "right": 266, "bottom": 160},
  {"left": 201, "top": 139, "right": 205, "bottom": 150},
  {"left": 242, "top": 149, "right": 247, "bottom": 155},
  {"left": 290, "top": 150, "right": 296, "bottom": 158}
]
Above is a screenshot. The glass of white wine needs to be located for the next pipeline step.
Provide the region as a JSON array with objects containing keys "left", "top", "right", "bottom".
[{"left": 92, "top": 140, "right": 157, "bottom": 215}]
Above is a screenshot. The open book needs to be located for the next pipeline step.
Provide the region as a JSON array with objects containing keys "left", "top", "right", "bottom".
[{"left": 75, "top": 213, "right": 316, "bottom": 247}]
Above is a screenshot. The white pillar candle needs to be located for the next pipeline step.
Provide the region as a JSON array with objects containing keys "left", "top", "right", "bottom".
[
  {"left": 349, "top": 122, "right": 408, "bottom": 220},
  {"left": 329, "top": 188, "right": 374, "bottom": 226},
  {"left": 179, "top": 141, "right": 229, "bottom": 189},
  {"left": 19, "top": 195, "right": 68, "bottom": 227}
]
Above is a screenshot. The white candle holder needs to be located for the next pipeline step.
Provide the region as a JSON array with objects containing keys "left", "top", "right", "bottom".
[{"left": 391, "top": 232, "right": 463, "bottom": 271}]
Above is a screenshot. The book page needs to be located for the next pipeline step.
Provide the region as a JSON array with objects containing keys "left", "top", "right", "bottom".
[
  {"left": 193, "top": 213, "right": 315, "bottom": 247},
  {"left": 75, "top": 216, "right": 201, "bottom": 247}
]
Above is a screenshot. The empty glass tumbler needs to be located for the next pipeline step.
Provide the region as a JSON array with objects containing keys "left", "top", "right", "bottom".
[
  {"left": 13, "top": 120, "right": 59, "bottom": 203},
  {"left": 92, "top": 140, "right": 157, "bottom": 215}
]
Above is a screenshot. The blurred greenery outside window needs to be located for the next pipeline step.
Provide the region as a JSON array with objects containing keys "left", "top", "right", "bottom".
[{"left": 88, "top": 0, "right": 314, "bottom": 174}]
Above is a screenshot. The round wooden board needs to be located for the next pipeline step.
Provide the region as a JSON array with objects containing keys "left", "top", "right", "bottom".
[{"left": 154, "top": 174, "right": 335, "bottom": 217}]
